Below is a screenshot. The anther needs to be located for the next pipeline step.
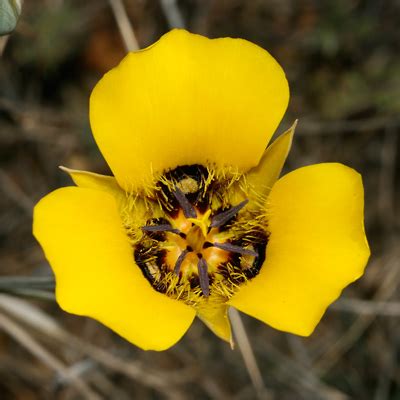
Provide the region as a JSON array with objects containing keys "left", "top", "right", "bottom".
[
  {"left": 197, "top": 257, "right": 210, "bottom": 297},
  {"left": 210, "top": 199, "right": 249, "bottom": 228},
  {"left": 212, "top": 242, "right": 258, "bottom": 257},
  {"left": 142, "top": 224, "right": 180, "bottom": 234},
  {"left": 174, "top": 248, "right": 190, "bottom": 276},
  {"left": 173, "top": 187, "right": 197, "bottom": 219}
]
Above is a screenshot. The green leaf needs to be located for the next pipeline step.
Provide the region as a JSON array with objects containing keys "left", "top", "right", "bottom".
[{"left": 0, "top": 0, "right": 22, "bottom": 36}]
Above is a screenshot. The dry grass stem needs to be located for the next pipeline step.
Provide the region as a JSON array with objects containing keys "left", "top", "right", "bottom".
[
  {"left": 160, "top": 0, "right": 185, "bottom": 28},
  {"left": 229, "top": 308, "right": 269, "bottom": 399},
  {"left": 108, "top": 0, "right": 139, "bottom": 51},
  {"left": 0, "top": 312, "right": 100, "bottom": 399}
]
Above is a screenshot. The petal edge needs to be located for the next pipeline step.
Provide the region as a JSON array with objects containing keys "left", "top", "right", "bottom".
[
  {"left": 33, "top": 186, "right": 195, "bottom": 350},
  {"left": 229, "top": 163, "right": 370, "bottom": 336},
  {"left": 90, "top": 29, "right": 289, "bottom": 191}
]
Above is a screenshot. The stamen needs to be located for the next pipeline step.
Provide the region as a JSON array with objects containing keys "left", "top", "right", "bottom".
[
  {"left": 210, "top": 199, "right": 249, "bottom": 228},
  {"left": 213, "top": 242, "right": 258, "bottom": 257},
  {"left": 174, "top": 248, "right": 190, "bottom": 276},
  {"left": 173, "top": 187, "right": 197, "bottom": 219},
  {"left": 197, "top": 256, "right": 210, "bottom": 297},
  {"left": 142, "top": 224, "right": 180, "bottom": 234}
]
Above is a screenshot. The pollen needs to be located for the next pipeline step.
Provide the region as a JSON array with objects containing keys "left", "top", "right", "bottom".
[{"left": 129, "top": 165, "right": 269, "bottom": 307}]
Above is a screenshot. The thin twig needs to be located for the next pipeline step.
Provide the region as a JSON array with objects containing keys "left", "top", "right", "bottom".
[
  {"left": 255, "top": 331, "right": 350, "bottom": 399},
  {"left": 331, "top": 298, "right": 400, "bottom": 317},
  {"left": 251, "top": 335, "right": 349, "bottom": 400},
  {"left": 0, "top": 275, "right": 55, "bottom": 301},
  {"left": 229, "top": 308, "right": 268, "bottom": 399},
  {"left": 315, "top": 253, "right": 400, "bottom": 374},
  {"left": 0, "top": 275, "right": 55, "bottom": 290},
  {"left": 2, "top": 289, "right": 55, "bottom": 301},
  {"left": 0, "top": 169, "right": 34, "bottom": 215},
  {"left": 0, "top": 312, "right": 100, "bottom": 400},
  {"left": 297, "top": 116, "right": 400, "bottom": 135},
  {"left": 108, "top": 0, "right": 139, "bottom": 51},
  {"left": 160, "top": 0, "right": 185, "bottom": 28},
  {"left": 378, "top": 125, "right": 397, "bottom": 228},
  {"left": 0, "top": 294, "right": 188, "bottom": 400}
]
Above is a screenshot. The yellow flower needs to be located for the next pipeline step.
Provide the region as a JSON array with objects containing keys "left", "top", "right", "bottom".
[{"left": 33, "top": 29, "right": 370, "bottom": 351}]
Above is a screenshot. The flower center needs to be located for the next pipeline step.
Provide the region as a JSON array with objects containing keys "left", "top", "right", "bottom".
[
  {"left": 131, "top": 165, "right": 269, "bottom": 306},
  {"left": 186, "top": 225, "right": 205, "bottom": 252}
]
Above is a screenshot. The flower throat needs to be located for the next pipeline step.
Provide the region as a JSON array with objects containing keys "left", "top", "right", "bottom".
[{"left": 132, "top": 165, "right": 269, "bottom": 307}]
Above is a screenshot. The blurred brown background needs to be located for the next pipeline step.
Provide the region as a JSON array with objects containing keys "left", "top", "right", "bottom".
[{"left": 0, "top": 0, "right": 399, "bottom": 399}]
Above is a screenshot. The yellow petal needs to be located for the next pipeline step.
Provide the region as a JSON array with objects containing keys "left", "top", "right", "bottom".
[
  {"left": 59, "top": 166, "right": 131, "bottom": 213},
  {"left": 90, "top": 29, "right": 289, "bottom": 191},
  {"left": 60, "top": 167, "right": 151, "bottom": 235},
  {"left": 33, "top": 187, "right": 195, "bottom": 350},
  {"left": 245, "top": 121, "right": 296, "bottom": 204},
  {"left": 197, "top": 302, "right": 232, "bottom": 344},
  {"left": 60, "top": 166, "right": 120, "bottom": 193},
  {"left": 229, "top": 163, "right": 370, "bottom": 336}
]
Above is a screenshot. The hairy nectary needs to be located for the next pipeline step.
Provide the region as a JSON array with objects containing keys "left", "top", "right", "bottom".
[{"left": 124, "top": 165, "right": 269, "bottom": 309}]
